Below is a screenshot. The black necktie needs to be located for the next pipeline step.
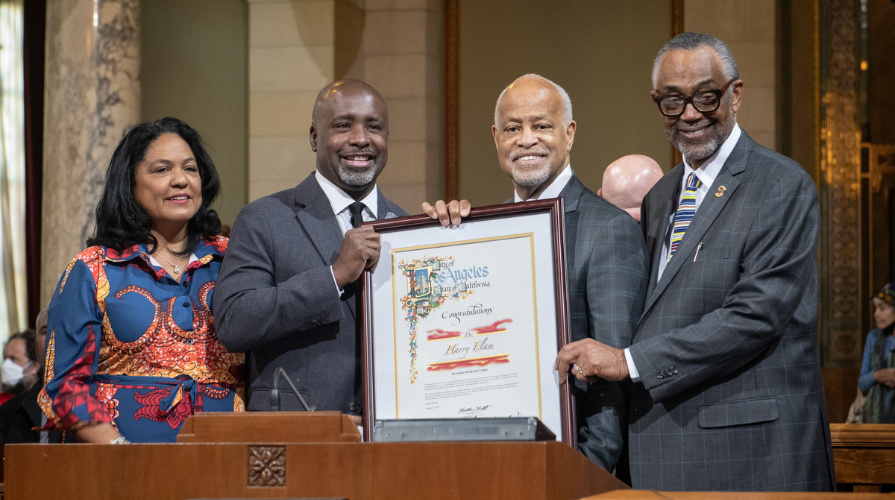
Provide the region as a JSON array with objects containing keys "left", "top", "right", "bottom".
[{"left": 348, "top": 201, "right": 365, "bottom": 229}]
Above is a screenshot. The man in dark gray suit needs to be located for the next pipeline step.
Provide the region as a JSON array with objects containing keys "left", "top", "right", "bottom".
[
  {"left": 215, "top": 80, "right": 406, "bottom": 420},
  {"left": 556, "top": 33, "right": 835, "bottom": 491},
  {"left": 426, "top": 74, "right": 649, "bottom": 475}
]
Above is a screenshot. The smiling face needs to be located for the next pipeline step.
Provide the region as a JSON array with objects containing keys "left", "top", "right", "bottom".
[
  {"left": 492, "top": 77, "right": 576, "bottom": 200},
  {"left": 310, "top": 82, "right": 389, "bottom": 200},
  {"left": 133, "top": 133, "right": 202, "bottom": 237},
  {"left": 652, "top": 47, "right": 742, "bottom": 169}
]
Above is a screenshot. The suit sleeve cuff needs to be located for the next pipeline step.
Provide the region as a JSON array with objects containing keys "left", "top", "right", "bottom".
[
  {"left": 330, "top": 266, "right": 344, "bottom": 295},
  {"left": 624, "top": 348, "right": 640, "bottom": 381}
]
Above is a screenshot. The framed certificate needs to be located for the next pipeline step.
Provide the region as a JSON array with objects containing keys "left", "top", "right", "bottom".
[{"left": 360, "top": 199, "right": 574, "bottom": 446}]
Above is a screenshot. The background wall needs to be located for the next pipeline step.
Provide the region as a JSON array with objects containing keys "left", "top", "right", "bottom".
[
  {"left": 141, "top": 0, "right": 248, "bottom": 228},
  {"left": 457, "top": 0, "right": 671, "bottom": 206},
  {"left": 684, "top": 0, "right": 779, "bottom": 152},
  {"left": 246, "top": 0, "right": 443, "bottom": 213}
]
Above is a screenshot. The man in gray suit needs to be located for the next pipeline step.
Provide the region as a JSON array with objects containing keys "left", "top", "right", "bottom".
[
  {"left": 215, "top": 80, "right": 406, "bottom": 419},
  {"left": 426, "top": 74, "right": 649, "bottom": 475},
  {"left": 555, "top": 33, "right": 835, "bottom": 491}
]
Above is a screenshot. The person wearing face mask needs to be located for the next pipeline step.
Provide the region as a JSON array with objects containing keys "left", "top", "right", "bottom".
[
  {"left": 859, "top": 282, "right": 895, "bottom": 423},
  {"left": 0, "top": 330, "right": 37, "bottom": 404},
  {"left": 0, "top": 309, "right": 60, "bottom": 443}
]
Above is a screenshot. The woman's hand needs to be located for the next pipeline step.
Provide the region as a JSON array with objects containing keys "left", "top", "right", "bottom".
[
  {"left": 872, "top": 368, "right": 895, "bottom": 387},
  {"left": 74, "top": 423, "right": 123, "bottom": 444}
]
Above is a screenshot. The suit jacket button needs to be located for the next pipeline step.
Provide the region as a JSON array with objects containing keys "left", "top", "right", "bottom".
[
  {"left": 349, "top": 401, "right": 360, "bottom": 412},
  {"left": 672, "top": 368, "right": 679, "bottom": 374}
]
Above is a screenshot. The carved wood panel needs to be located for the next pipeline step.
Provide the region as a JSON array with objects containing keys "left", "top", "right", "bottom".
[
  {"left": 248, "top": 445, "right": 286, "bottom": 487},
  {"left": 821, "top": 0, "right": 863, "bottom": 362}
]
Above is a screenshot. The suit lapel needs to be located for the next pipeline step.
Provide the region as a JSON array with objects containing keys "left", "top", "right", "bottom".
[
  {"left": 644, "top": 169, "right": 681, "bottom": 300},
  {"left": 558, "top": 174, "right": 584, "bottom": 214},
  {"left": 293, "top": 174, "right": 344, "bottom": 266},
  {"left": 640, "top": 133, "right": 752, "bottom": 320},
  {"left": 292, "top": 174, "right": 362, "bottom": 319},
  {"left": 376, "top": 187, "right": 399, "bottom": 219},
  {"left": 558, "top": 176, "right": 583, "bottom": 271}
]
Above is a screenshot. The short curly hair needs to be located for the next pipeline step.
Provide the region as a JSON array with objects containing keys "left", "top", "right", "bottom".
[{"left": 652, "top": 32, "right": 740, "bottom": 88}]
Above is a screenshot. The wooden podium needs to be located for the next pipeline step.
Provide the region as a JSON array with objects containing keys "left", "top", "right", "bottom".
[{"left": 4, "top": 412, "right": 627, "bottom": 500}]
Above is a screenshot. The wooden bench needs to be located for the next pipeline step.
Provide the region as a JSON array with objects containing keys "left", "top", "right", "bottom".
[{"left": 830, "top": 423, "right": 895, "bottom": 492}]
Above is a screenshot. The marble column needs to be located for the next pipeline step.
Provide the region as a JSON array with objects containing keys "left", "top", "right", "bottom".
[{"left": 41, "top": 0, "right": 140, "bottom": 306}]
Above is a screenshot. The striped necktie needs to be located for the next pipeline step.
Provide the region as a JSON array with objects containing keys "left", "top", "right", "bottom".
[{"left": 667, "top": 172, "right": 701, "bottom": 263}]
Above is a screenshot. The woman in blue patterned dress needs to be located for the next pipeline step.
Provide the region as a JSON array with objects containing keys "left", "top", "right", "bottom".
[{"left": 39, "top": 117, "right": 244, "bottom": 443}]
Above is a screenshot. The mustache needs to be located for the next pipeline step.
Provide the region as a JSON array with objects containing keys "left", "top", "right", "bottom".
[
  {"left": 673, "top": 119, "right": 717, "bottom": 133},
  {"left": 340, "top": 150, "right": 377, "bottom": 157},
  {"left": 509, "top": 149, "right": 549, "bottom": 161}
]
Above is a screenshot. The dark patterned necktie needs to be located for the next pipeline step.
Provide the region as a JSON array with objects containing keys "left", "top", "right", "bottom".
[{"left": 348, "top": 201, "right": 365, "bottom": 229}]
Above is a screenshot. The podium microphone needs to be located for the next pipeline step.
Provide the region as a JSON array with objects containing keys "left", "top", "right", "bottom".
[{"left": 269, "top": 367, "right": 315, "bottom": 412}]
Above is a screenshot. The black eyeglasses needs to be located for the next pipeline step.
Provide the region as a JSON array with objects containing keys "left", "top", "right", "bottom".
[{"left": 653, "top": 79, "right": 737, "bottom": 117}]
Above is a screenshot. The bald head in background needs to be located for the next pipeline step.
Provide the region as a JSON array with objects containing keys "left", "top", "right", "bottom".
[{"left": 598, "top": 155, "right": 664, "bottom": 222}]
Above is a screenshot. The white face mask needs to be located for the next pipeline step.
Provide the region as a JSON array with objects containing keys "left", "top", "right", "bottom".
[{"left": 1, "top": 358, "right": 28, "bottom": 390}]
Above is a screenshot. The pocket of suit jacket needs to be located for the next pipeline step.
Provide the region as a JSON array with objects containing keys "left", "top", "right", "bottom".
[
  {"left": 692, "top": 245, "right": 731, "bottom": 262},
  {"left": 696, "top": 397, "right": 779, "bottom": 428}
]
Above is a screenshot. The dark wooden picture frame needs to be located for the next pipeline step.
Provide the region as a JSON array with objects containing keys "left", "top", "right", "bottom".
[{"left": 359, "top": 198, "right": 574, "bottom": 447}]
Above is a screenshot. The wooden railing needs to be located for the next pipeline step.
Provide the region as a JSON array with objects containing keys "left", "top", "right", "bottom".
[{"left": 829, "top": 423, "right": 895, "bottom": 492}]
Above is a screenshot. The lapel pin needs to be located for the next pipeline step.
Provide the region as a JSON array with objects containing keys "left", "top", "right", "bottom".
[{"left": 715, "top": 186, "right": 726, "bottom": 197}]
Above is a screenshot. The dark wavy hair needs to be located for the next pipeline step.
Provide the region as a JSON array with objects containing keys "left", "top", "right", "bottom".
[
  {"left": 7, "top": 330, "right": 36, "bottom": 363},
  {"left": 87, "top": 117, "right": 222, "bottom": 256}
]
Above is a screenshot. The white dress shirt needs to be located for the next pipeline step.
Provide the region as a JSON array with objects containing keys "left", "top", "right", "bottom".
[
  {"left": 513, "top": 164, "right": 573, "bottom": 202},
  {"left": 625, "top": 124, "right": 741, "bottom": 381},
  {"left": 315, "top": 171, "right": 380, "bottom": 293},
  {"left": 316, "top": 171, "right": 379, "bottom": 235}
]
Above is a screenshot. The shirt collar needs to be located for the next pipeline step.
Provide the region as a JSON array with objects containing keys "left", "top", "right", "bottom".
[
  {"left": 681, "top": 123, "right": 741, "bottom": 187},
  {"left": 148, "top": 252, "right": 199, "bottom": 268},
  {"left": 104, "top": 237, "right": 226, "bottom": 281},
  {"left": 104, "top": 237, "right": 225, "bottom": 263},
  {"left": 315, "top": 171, "right": 379, "bottom": 219},
  {"left": 513, "top": 165, "right": 573, "bottom": 202}
]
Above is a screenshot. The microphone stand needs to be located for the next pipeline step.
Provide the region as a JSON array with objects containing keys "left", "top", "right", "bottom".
[{"left": 269, "top": 367, "right": 315, "bottom": 412}]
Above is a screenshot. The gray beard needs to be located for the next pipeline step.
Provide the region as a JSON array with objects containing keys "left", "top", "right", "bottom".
[
  {"left": 511, "top": 164, "right": 553, "bottom": 188},
  {"left": 338, "top": 163, "right": 377, "bottom": 186},
  {"left": 666, "top": 107, "right": 736, "bottom": 162}
]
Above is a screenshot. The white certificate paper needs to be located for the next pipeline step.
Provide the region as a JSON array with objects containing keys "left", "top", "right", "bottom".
[{"left": 368, "top": 209, "right": 565, "bottom": 441}]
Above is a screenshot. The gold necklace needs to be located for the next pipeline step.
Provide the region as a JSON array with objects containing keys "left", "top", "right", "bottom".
[{"left": 157, "top": 249, "right": 186, "bottom": 275}]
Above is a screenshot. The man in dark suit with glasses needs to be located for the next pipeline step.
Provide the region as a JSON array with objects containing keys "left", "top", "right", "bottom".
[{"left": 555, "top": 32, "right": 835, "bottom": 491}]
